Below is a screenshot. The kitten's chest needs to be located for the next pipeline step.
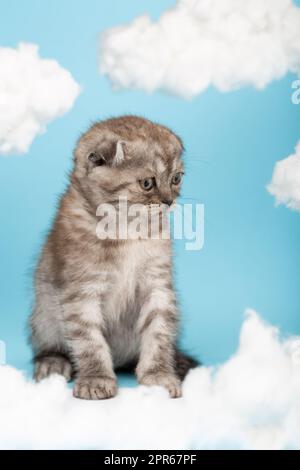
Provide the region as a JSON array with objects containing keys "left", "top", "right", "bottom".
[
  {"left": 97, "top": 239, "right": 171, "bottom": 367},
  {"left": 102, "top": 242, "right": 148, "bottom": 366},
  {"left": 104, "top": 242, "right": 145, "bottom": 319}
]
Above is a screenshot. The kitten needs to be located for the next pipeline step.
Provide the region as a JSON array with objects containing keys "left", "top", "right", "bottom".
[{"left": 29, "top": 116, "right": 198, "bottom": 400}]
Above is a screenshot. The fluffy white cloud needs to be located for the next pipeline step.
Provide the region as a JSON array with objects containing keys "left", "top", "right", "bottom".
[
  {"left": 0, "top": 43, "right": 80, "bottom": 155},
  {"left": 100, "top": 0, "right": 300, "bottom": 99},
  {"left": 1, "top": 311, "right": 300, "bottom": 450},
  {"left": 268, "top": 141, "right": 300, "bottom": 211}
]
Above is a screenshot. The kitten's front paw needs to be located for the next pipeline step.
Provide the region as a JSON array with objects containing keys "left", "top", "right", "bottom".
[
  {"left": 34, "top": 355, "right": 73, "bottom": 382},
  {"left": 73, "top": 376, "right": 117, "bottom": 400},
  {"left": 139, "top": 373, "right": 182, "bottom": 398}
]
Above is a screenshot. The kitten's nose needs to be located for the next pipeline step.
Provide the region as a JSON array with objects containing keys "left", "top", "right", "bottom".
[{"left": 162, "top": 199, "right": 173, "bottom": 207}]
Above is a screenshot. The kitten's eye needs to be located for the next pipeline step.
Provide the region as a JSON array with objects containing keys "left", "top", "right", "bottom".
[
  {"left": 140, "top": 178, "right": 155, "bottom": 191},
  {"left": 172, "top": 172, "right": 182, "bottom": 185}
]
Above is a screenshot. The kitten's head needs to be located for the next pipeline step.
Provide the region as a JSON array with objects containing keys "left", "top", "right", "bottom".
[{"left": 73, "top": 116, "right": 184, "bottom": 208}]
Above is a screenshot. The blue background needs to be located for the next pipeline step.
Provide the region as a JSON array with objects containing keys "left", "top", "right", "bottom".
[{"left": 0, "top": 0, "right": 299, "bottom": 385}]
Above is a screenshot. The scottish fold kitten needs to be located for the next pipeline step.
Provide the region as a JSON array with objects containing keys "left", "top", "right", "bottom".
[{"left": 29, "top": 116, "right": 198, "bottom": 400}]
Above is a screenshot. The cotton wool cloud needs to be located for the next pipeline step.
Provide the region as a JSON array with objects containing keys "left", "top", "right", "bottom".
[
  {"left": 1, "top": 311, "right": 300, "bottom": 450},
  {"left": 0, "top": 43, "right": 80, "bottom": 155},
  {"left": 100, "top": 0, "right": 300, "bottom": 99},
  {"left": 268, "top": 141, "right": 300, "bottom": 211}
]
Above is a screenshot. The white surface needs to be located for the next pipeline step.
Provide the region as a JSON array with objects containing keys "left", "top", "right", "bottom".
[{"left": 0, "top": 310, "right": 300, "bottom": 450}]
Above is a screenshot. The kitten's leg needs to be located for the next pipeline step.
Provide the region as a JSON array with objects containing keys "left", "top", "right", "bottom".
[
  {"left": 136, "top": 290, "right": 181, "bottom": 398},
  {"left": 30, "top": 282, "right": 73, "bottom": 382},
  {"left": 62, "top": 295, "right": 117, "bottom": 400}
]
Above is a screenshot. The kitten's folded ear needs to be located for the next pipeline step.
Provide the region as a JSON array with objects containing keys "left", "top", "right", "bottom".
[
  {"left": 74, "top": 130, "right": 127, "bottom": 176},
  {"left": 87, "top": 140, "right": 126, "bottom": 170}
]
